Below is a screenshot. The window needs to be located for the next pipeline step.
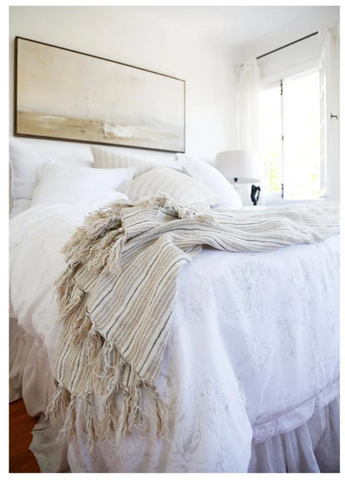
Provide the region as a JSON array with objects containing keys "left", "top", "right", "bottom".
[{"left": 261, "top": 70, "right": 321, "bottom": 200}]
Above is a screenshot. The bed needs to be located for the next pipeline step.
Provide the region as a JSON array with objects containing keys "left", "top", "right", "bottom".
[{"left": 9, "top": 139, "right": 340, "bottom": 473}]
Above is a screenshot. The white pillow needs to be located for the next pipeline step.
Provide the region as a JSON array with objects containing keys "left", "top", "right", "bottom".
[
  {"left": 9, "top": 138, "right": 93, "bottom": 216},
  {"left": 117, "top": 166, "right": 221, "bottom": 207},
  {"left": 175, "top": 154, "right": 243, "bottom": 209},
  {"left": 31, "top": 162, "right": 134, "bottom": 207}
]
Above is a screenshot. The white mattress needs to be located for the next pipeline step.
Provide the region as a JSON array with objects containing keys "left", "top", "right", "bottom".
[{"left": 9, "top": 200, "right": 340, "bottom": 472}]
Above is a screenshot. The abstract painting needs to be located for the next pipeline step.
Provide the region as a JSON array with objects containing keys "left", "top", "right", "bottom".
[{"left": 14, "top": 37, "right": 185, "bottom": 152}]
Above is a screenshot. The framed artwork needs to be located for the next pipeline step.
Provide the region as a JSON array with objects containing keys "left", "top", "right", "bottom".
[{"left": 14, "top": 37, "right": 185, "bottom": 153}]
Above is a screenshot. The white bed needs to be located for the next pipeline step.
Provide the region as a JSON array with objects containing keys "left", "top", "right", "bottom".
[{"left": 9, "top": 141, "right": 340, "bottom": 473}]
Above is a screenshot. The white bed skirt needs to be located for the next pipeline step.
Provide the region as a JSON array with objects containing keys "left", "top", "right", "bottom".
[
  {"left": 248, "top": 397, "right": 339, "bottom": 473},
  {"left": 10, "top": 322, "right": 340, "bottom": 473}
]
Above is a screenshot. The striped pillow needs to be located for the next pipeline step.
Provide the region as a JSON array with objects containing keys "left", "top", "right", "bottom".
[
  {"left": 91, "top": 145, "right": 156, "bottom": 178},
  {"left": 117, "top": 167, "right": 221, "bottom": 206}
]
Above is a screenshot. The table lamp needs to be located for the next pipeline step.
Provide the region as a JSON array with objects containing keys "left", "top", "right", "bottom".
[{"left": 215, "top": 151, "right": 262, "bottom": 205}]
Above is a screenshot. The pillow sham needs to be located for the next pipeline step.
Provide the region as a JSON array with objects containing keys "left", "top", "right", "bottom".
[
  {"left": 117, "top": 166, "right": 221, "bottom": 207},
  {"left": 91, "top": 145, "right": 156, "bottom": 178},
  {"left": 175, "top": 153, "right": 243, "bottom": 209},
  {"left": 31, "top": 162, "right": 134, "bottom": 207},
  {"left": 9, "top": 138, "right": 93, "bottom": 215}
]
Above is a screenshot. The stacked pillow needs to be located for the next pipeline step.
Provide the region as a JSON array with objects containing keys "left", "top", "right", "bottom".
[
  {"left": 91, "top": 146, "right": 241, "bottom": 208},
  {"left": 175, "top": 153, "right": 243, "bottom": 209},
  {"left": 9, "top": 140, "right": 243, "bottom": 216}
]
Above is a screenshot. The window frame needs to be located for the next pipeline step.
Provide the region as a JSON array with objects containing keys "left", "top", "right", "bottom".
[
  {"left": 260, "top": 80, "right": 283, "bottom": 203},
  {"left": 261, "top": 61, "right": 321, "bottom": 203}
]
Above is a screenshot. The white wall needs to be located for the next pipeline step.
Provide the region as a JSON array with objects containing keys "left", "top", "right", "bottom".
[
  {"left": 235, "top": 6, "right": 339, "bottom": 81},
  {"left": 9, "top": 6, "right": 238, "bottom": 210}
]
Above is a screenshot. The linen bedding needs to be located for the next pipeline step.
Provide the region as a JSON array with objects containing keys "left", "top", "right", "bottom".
[{"left": 9, "top": 197, "right": 340, "bottom": 473}]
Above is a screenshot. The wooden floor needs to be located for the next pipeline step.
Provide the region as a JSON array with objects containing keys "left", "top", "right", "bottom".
[{"left": 9, "top": 399, "right": 40, "bottom": 473}]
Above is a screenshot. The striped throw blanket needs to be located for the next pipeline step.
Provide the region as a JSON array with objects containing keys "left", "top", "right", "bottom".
[{"left": 46, "top": 194, "right": 339, "bottom": 448}]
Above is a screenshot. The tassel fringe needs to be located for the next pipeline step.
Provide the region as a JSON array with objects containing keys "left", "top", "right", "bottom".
[
  {"left": 46, "top": 378, "right": 168, "bottom": 450},
  {"left": 45, "top": 385, "right": 70, "bottom": 425},
  {"left": 85, "top": 396, "right": 96, "bottom": 451},
  {"left": 57, "top": 395, "right": 77, "bottom": 442},
  {"left": 46, "top": 339, "right": 169, "bottom": 448}
]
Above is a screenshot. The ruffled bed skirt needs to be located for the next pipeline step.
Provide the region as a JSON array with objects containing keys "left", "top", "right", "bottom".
[
  {"left": 10, "top": 321, "right": 340, "bottom": 473},
  {"left": 248, "top": 397, "right": 339, "bottom": 473}
]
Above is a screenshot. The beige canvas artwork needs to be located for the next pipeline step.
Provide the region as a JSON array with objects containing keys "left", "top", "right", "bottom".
[{"left": 15, "top": 38, "right": 185, "bottom": 152}]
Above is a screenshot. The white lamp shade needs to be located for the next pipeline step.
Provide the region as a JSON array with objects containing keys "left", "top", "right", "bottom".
[{"left": 215, "top": 150, "right": 262, "bottom": 184}]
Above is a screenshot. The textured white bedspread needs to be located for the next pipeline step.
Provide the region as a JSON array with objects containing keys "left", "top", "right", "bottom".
[{"left": 9, "top": 199, "right": 340, "bottom": 473}]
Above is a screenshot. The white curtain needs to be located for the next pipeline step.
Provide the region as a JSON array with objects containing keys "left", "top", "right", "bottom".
[
  {"left": 319, "top": 24, "right": 340, "bottom": 202},
  {"left": 236, "top": 58, "right": 262, "bottom": 152}
]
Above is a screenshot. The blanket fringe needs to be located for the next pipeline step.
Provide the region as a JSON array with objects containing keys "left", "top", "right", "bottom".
[
  {"left": 46, "top": 326, "right": 168, "bottom": 447},
  {"left": 55, "top": 266, "right": 77, "bottom": 309},
  {"left": 127, "top": 384, "right": 145, "bottom": 432},
  {"left": 114, "top": 383, "right": 144, "bottom": 446},
  {"left": 72, "top": 313, "right": 93, "bottom": 346},
  {"left": 105, "top": 233, "right": 127, "bottom": 272},
  {"left": 101, "top": 390, "right": 119, "bottom": 438},
  {"left": 71, "top": 312, "right": 104, "bottom": 364},
  {"left": 153, "top": 192, "right": 215, "bottom": 224},
  {"left": 59, "top": 288, "right": 85, "bottom": 323},
  {"left": 85, "top": 396, "right": 96, "bottom": 451},
  {"left": 87, "top": 325, "right": 104, "bottom": 363},
  {"left": 45, "top": 385, "right": 70, "bottom": 425},
  {"left": 99, "top": 357, "right": 125, "bottom": 396},
  {"left": 147, "top": 385, "right": 169, "bottom": 438},
  {"left": 57, "top": 395, "right": 77, "bottom": 442},
  {"left": 46, "top": 378, "right": 168, "bottom": 449},
  {"left": 87, "top": 229, "right": 121, "bottom": 271}
]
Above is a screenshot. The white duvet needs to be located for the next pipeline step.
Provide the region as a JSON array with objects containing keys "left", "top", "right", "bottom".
[{"left": 9, "top": 197, "right": 340, "bottom": 473}]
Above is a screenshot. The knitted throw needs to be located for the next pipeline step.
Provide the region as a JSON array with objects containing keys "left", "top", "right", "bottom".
[{"left": 46, "top": 194, "right": 339, "bottom": 448}]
